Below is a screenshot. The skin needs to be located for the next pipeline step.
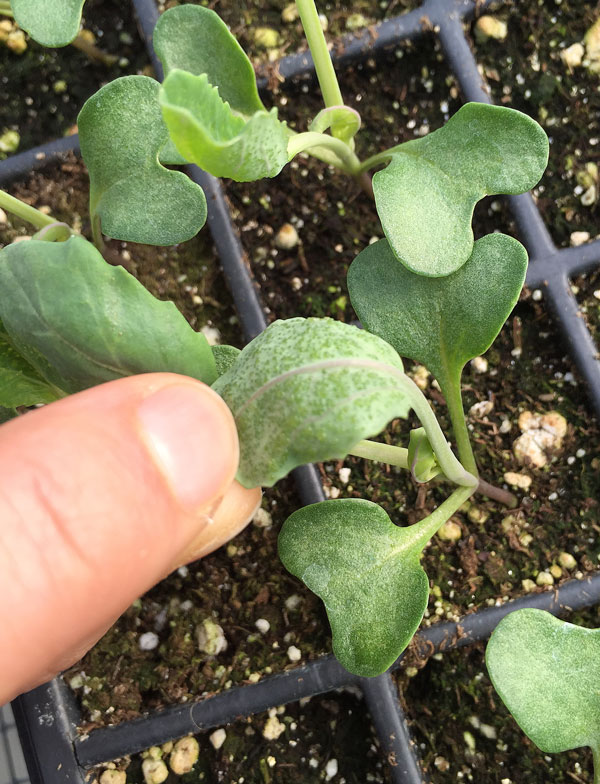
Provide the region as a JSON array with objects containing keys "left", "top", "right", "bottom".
[{"left": 0, "top": 373, "right": 261, "bottom": 703}]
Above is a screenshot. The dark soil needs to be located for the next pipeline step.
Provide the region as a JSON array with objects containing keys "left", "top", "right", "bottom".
[
  {"left": 2, "top": 0, "right": 600, "bottom": 781},
  {"left": 0, "top": 0, "right": 150, "bottom": 156},
  {"left": 577, "top": 266, "right": 600, "bottom": 344},
  {"left": 400, "top": 605, "right": 600, "bottom": 784},
  {"left": 99, "top": 691, "right": 391, "bottom": 783},
  {"left": 157, "top": 0, "right": 422, "bottom": 64},
  {"left": 472, "top": 1, "right": 600, "bottom": 249}
]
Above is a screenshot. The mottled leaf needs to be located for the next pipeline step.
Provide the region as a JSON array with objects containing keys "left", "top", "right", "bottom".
[
  {"left": 159, "top": 70, "right": 288, "bottom": 181},
  {"left": 213, "top": 317, "right": 412, "bottom": 488},
  {"left": 78, "top": 75, "right": 207, "bottom": 245},
  {"left": 212, "top": 344, "right": 241, "bottom": 379},
  {"left": 348, "top": 233, "right": 527, "bottom": 393},
  {"left": 0, "top": 325, "right": 61, "bottom": 406},
  {"left": 487, "top": 609, "right": 600, "bottom": 757},
  {"left": 373, "top": 103, "right": 548, "bottom": 276},
  {"left": 153, "top": 3, "right": 265, "bottom": 117},
  {"left": 11, "top": 0, "right": 85, "bottom": 46},
  {"left": 279, "top": 499, "right": 431, "bottom": 676},
  {"left": 0, "top": 236, "right": 217, "bottom": 393}
]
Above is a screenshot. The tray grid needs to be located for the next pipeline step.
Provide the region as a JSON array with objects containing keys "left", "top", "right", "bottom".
[{"left": 1, "top": 1, "right": 599, "bottom": 781}]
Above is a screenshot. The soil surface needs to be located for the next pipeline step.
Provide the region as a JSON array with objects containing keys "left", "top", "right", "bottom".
[
  {"left": 402, "top": 604, "right": 600, "bottom": 784},
  {"left": 98, "top": 692, "right": 391, "bottom": 783},
  {"left": 0, "top": 0, "right": 149, "bottom": 155},
  {"left": 1, "top": 0, "right": 599, "bottom": 782}
]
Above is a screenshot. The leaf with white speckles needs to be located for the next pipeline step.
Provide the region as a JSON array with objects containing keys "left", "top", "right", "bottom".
[
  {"left": 11, "top": 0, "right": 85, "bottom": 46},
  {"left": 348, "top": 233, "right": 527, "bottom": 401},
  {"left": 487, "top": 609, "right": 600, "bottom": 764},
  {"left": 279, "top": 499, "right": 431, "bottom": 676},
  {"left": 212, "top": 317, "right": 413, "bottom": 488},
  {"left": 78, "top": 75, "right": 207, "bottom": 245},
  {"left": 373, "top": 103, "right": 548, "bottom": 276}
]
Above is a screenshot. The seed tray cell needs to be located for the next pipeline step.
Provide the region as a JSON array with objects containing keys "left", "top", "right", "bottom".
[{"left": 1, "top": 1, "right": 599, "bottom": 782}]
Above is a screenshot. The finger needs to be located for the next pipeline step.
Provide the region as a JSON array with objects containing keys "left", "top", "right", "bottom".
[{"left": 0, "top": 373, "right": 259, "bottom": 702}]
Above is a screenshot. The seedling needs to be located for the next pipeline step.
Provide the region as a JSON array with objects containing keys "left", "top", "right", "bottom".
[
  {"left": 487, "top": 609, "right": 600, "bottom": 784},
  {"left": 0, "top": 1, "right": 549, "bottom": 677}
]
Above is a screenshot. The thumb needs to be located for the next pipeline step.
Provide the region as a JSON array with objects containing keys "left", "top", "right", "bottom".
[{"left": 0, "top": 373, "right": 261, "bottom": 703}]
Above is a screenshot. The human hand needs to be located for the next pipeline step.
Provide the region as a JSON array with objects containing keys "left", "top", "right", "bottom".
[{"left": 0, "top": 373, "right": 261, "bottom": 704}]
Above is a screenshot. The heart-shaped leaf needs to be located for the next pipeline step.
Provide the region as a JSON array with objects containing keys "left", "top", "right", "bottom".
[
  {"left": 373, "top": 103, "right": 548, "bottom": 276},
  {"left": 11, "top": 0, "right": 85, "bottom": 46},
  {"left": 153, "top": 4, "right": 265, "bottom": 117},
  {"left": 348, "top": 232, "right": 527, "bottom": 393},
  {"left": 279, "top": 499, "right": 431, "bottom": 676},
  {"left": 0, "top": 236, "right": 217, "bottom": 393},
  {"left": 486, "top": 609, "right": 600, "bottom": 758},
  {"left": 212, "top": 317, "right": 413, "bottom": 488},
  {"left": 0, "top": 325, "right": 62, "bottom": 406},
  {"left": 78, "top": 75, "right": 207, "bottom": 245},
  {"left": 159, "top": 70, "right": 289, "bottom": 182}
]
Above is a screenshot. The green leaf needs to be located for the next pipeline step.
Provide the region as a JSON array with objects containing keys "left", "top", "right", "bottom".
[
  {"left": 212, "top": 345, "right": 241, "bottom": 379},
  {"left": 310, "top": 106, "right": 361, "bottom": 144},
  {"left": 0, "top": 236, "right": 217, "bottom": 393},
  {"left": 348, "top": 233, "right": 527, "bottom": 392},
  {"left": 373, "top": 103, "right": 548, "bottom": 276},
  {"left": 0, "top": 407, "right": 17, "bottom": 424},
  {"left": 408, "top": 428, "right": 440, "bottom": 483},
  {"left": 11, "top": 0, "right": 85, "bottom": 46},
  {"left": 0, "top": 326, "right": 61, "bottom": 407},
  {"left": 78, "top": 75, "right": 207, "bottom": 245},
  {"left": 153, "top": 4, "right": 265, "bottom": 117},
  {"left": 486, "top": 609, "right": 600, "bottom": 757},
  {"left": 159, "top": 70, "right": 289, "bottom": 182},
  {"left": 213, "top": 317, "right": 412, "bottom": 488},
  {"left": 279, "top": 499, "right": 431, "bottom": 676}
]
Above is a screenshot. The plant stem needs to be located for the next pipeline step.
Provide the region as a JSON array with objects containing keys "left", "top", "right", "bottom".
[
  {"left": 0, "top": 189, "right": 57, "bottom": 230},
  {"left": 443, "top": 369, "right": 478, "bottom": 478},
  {"left": 396, "top": 372, "right": 477, "bottom": 489},
  {"left": 593, "top": 746, "right": 600, "bottom": 784},
  {"left": 406, "top": 484, "right": 476, "bottom": 552},
  {"left": 350, "top": 440, "right": 409, "bottom": 468},
  {"left": 353, "top": 438, "right": 515, "bottom": 506},
  {"left": 32, "top": 222, "right": 72, "bottom": 243},
  {"left": 0, "top": 2, "right": 13, "bottom": 17},
  {"left": 91, "top": 212, "right": 104, "bottom": 252},
  {"left": 357, "top": 149, "right": 395, "bottom": 174},
  {"left": 288, "top": 131, "right": 361, "bottom": 174},
  {"left": 476, "top": 478, "right": 517, "bottom": 509},
  {"left": 71, "top": 32, "right": 119, "bottom": 66},
  {"left": 295, "top": 0, "right": 345, "bottom": 139}
]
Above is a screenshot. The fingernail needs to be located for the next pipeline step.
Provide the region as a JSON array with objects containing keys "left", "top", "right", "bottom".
[{"left": 137, "top": 384, "right": 238, "bottom": 511}]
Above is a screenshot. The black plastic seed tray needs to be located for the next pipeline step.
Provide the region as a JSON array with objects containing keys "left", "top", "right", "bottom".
[{"left": 1, "top": 0, "right": 600, "bottom": 782}]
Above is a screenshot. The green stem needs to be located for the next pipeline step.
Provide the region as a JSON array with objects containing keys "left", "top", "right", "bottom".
[
  {"left": 357, "top": 149, "right": 395, "bottom": 174},
  {"left": 352, "top": 437, "right": 516, "bottom": 507},
  {"left": 350, "top": 440, "right": 409, "bottom": 468},
  {"left": 593, "top": 746, "right": 600, "bottom": 784},
  {"left": 0, "top": 189, "right": 57, "bottom": 230},
  {"left": 288, "top": 131, "right": 361, "bottom": 174},
  {"left": 295, "top": 0, "right": 345, "bottom": 139},
  {"left": 91, "top": 212, "right": 104, "bottom": 252},
  {"left": 32, "top": 222, "right": 72, "bottom": 242},
  {"left": 397, "top": 372, "right": 477, "bottom": 488},
  {"left": 443, "top": 369, "right": 478, "bottom": 477},
  {"left": 405, "top": 484, "right": 476, "bottom": 552},
  {"left": 0, "top": 2, "right": 13, "bottom": 17}
]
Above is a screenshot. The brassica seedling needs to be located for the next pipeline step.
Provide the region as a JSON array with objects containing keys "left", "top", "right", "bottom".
[{"left": 0, "top": 0, "right": 549, "bottom": 677}]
